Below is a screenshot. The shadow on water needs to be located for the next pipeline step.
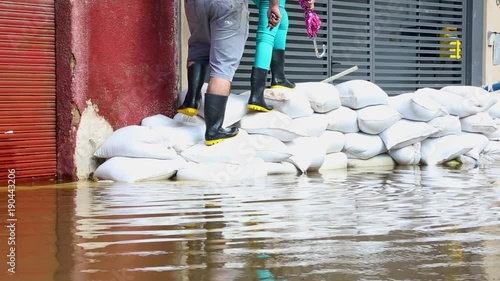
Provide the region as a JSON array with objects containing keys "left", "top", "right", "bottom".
[{"left": 0, "top": 164, "right": 500, "bottom": 280}]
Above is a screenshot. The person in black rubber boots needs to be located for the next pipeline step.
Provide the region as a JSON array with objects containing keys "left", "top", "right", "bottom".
[
  {"left": 181, "top": 0, "right": 280, "bottom": 145},
  {"left": 248, "top": 0, "right": 315, "bottom": 112}
]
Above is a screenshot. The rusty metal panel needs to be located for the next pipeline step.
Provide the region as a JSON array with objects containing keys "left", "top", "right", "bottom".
[{"left": 0, "top": 0, "right": 56, "bottom": 181}]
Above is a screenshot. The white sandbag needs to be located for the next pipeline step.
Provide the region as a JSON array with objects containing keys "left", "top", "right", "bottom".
[
  {"left": 388, "top": 143, "right": 421, "bottom": 165},
  {"left": 176, "top": 158, "right": 267, "bottom": 183},
  {"left": 420, "top": 135, "right": 473, "bottom": 165},
  {"left": 262, "top": 88, "right": 314, "bottom": 118},
  {"left": 455, "top": 155, "right": 478, "bottom": 166},
  {"left": 343, "top": 133, "right": 387, "bottom": 160},
  {"left": 324, "top": 106, "right": 359, "bottom": 133},
  {"left": 247, "top": 134, "right": 292, "bottom": 162},
  {"left": 319, "top": 130, "right": 346, "bottom": 153},
  {"left": 291, "top": 114, "right": 329, "bottom": 137},
  {"left": 482, "top": 140, "right": 500, "bottom": 154},
  {"left": 173, "top": 113, "right": 205, "bottom": 126},
  {"left": 93, "top": 156, "right": 186, "bottom": 182},
  {"left": 485, "top": 128, "right": 500, "bottom": 141},
  {"left": 441, "top": 85, "right": 497, "bottom": 111},
  {"left": 179, "top": 84, "right": 249, "bottom": 127},
  {"left": 388, "top": 92, "right": 448, "bottom": 121},
  {"left": 488, "top": 95, "right": 500, "bottom": 118},
  {"left": 319, "top": 152, "right": 348, "bottom": 172},
  {"left": 416, "top": 88, "right": 482, "bottom": 117},
  {"left": 295, "top": 82, "right": 342, "bottom": 113},
  {"left": 141, "top": 114, "right": 182, "bottom": 127},
  {"left": 285, "top": 137, "right": 327, "bottom": 173},
  {"left": 379, "top": 119, "right": 438, "bottom": 150},
  {"left": 460, "top": 112, "right": 498, "bottom": 134},
  {"left": 357, "top": 105, "right": 402, "bottom": 135},
  {"left": 265, "top": 162, "right": 299, "bottom": 175},
  {"left": 480, "top": 141, "right": 500, "bottom": 162},
  {"left": 336, "top": 79, "right": 389, "bottom": 109},
  {"left": 460, "top": 132, "right": 489, "bottom": 160},
  {"left": 428, "top": 115, "right": 462, "bottom": 138},
  {"left": 180, "top": 130, "right": 257, "bottom": 164},
  {"left": 239, "top": 111, "right": 306, "bottom": 141},
  {"left": 347, "top": 154, "right": 395, "bottom": 168},
  {"left": 94, "top": 125, "right": 177, "bottom": 160},
  {"left": 155, "top": 125, "right": 205, "bottom": 153}
]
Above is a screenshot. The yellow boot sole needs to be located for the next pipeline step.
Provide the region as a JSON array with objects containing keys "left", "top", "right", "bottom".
[
  {"left": 205, "top": 133, "right": 238, "bottom": 146},
  {"left": 270, "top": 85, "right": 296, "bottom": 90},
  {"left": 177, "top": 107, "right": 198, "bottom": 117},
  {"left": 247, "top": 104, "right": 272, "bottom": 112}
]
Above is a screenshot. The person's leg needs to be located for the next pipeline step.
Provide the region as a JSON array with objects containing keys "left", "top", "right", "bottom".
[
  {"left": 254, "top": 0, "right": 276, "bottom": 70},
  {"left": 270, "top": 1, "right": 295, "bottom": 89},
  {"left": 179, "top": 0, "right": 210, "bottom": 116},
  {"left": 204, "top": 0, "right": 249, "bottom": 145},
  {"left": 249, "top": 0, "right": 275, "bottom": 112}
]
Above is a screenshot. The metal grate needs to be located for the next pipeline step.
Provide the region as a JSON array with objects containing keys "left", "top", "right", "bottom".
[{"left": 234, "top": 0, "right": 468, "bottom": 95}]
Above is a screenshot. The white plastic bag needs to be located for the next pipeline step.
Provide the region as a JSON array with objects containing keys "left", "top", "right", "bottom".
[
  {"left": 343, "top": 133, "right": 387, "bottom": 160},
  {"left": 239, "top": 111, "right": 306, "bottom": 141},
  {"left": 285, "top": 137, "right": 327, "bottom": 173},
  {"left": 93, "top": 156, "right": 186, "bottom": 182},
  {"left": 324, "top": 106, "right": 359, "bottom": 133},
  {"left": 357, "top": 105, "right": 402, "bottom": 135},
  {"left": 388, "top": 92, "right": 448, "bottom": 121},
  {"left": 420, "top": 135, "right": 473, "bottom": 165},
  {"left": 319, "top": 130, "right": 346, "bottom": 153},
  {"left": 336, "top": 79, "right": 389, "bottom": 109},
  {"left": 388, "top": 143, "right": 421, "bottom": 165},
  {"left": 295, "top": 82, "right": 342, "bottom": 113},
  {"left": 379, "top": 120, "right": 438, "bottom": 150},
  {"left": 319, "top": 152, "right": 348, "bottom": 172},
  {"left": 94, "top": 126, "right": 177, "bottom": 160},
  {"left": 460, "top": 112, "right": 498, "bottom": 134}
]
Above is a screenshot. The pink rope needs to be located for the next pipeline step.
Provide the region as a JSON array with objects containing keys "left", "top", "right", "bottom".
[{"left": 299, "top": 0, "right": 321, "bottom": 38}]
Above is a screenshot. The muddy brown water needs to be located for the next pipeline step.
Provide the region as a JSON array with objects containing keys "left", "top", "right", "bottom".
[{"left": 1, "top": 164, "right": 499, "bottom": 281}]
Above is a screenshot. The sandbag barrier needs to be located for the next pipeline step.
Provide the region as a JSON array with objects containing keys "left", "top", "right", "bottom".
[{"left": 92, "top": 81, "right": 500, "bottom": 183}]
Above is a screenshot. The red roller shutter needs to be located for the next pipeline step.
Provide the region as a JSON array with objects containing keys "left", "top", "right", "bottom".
[{"left": 0, "top": 0, "right": 56, "bottom": 182}]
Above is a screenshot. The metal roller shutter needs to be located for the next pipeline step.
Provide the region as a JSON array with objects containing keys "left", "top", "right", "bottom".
[
  {"left": 0, "top": 0, "right": 56, "bottom": 181},
  {"left": 234, "top": 0, "right": 467, "bottom": 95}
]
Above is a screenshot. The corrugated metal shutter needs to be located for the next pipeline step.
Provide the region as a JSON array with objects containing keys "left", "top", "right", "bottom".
[
  {"left": 0, "top": 0, "right": 56, "bottom": 181},
  {"left": 234, "top": 0, "right": 467, "bottom": 95}
]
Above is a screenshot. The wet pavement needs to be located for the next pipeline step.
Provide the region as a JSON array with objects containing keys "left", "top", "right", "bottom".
[{"left": 1, "top": 164, "right": 500, "bottom": 281}]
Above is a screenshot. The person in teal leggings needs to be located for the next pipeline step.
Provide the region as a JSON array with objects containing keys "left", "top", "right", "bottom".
[{"left": 248, "top": 0, "right": 315, "bottom": 112}]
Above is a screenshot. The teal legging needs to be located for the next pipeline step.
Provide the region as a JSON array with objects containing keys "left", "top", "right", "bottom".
[{"left": 253, "top": 0, "right": 289, "bottom": 70}]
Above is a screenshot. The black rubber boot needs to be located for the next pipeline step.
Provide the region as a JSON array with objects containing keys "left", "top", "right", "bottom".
[
  {"left": 248, "top": 67, "right": 273, "bottom": 112},
  {"left": 270, "top": 49, "right": 296, "bottom": 89},
  {"left": 204, "top": 93, "right": 239, "bottom": 146},
  {"left": 178, "top": 63, "right": 207, "bottom": 116}
]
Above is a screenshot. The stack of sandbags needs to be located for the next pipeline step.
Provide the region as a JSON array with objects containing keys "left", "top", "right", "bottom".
[
  {"left": 92, "top": 125, "right": 187, "bottom": 182},
  {"left": 240, "top": 82, "right": 348, "bottom": 174},
  {"left": 417, "top": 86, "right": 499, "bottom": 165},
  {"left": 93, "top": 81, "right": 500, "bottom": 183}
]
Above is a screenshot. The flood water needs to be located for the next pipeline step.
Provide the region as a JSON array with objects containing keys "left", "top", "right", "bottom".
[{"left": 1, "top": 164, "right": 500, "bottom": 281}]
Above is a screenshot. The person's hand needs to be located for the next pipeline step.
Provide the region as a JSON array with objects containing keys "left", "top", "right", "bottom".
[
  {"left": 268, "top": 4, "right": 281, "bottom": 30},
  {"left": 304, "top": 0, "right": 315, "bottom": 9}
]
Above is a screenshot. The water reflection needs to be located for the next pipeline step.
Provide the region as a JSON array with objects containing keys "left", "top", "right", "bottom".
[{"left": 0, "top": 165, "right": 499, "bottom": 280}]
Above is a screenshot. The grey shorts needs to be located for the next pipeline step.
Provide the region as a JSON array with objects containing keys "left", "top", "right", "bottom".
[{"left": 185, "top": 0, "right": 249, "bottom": 82}]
